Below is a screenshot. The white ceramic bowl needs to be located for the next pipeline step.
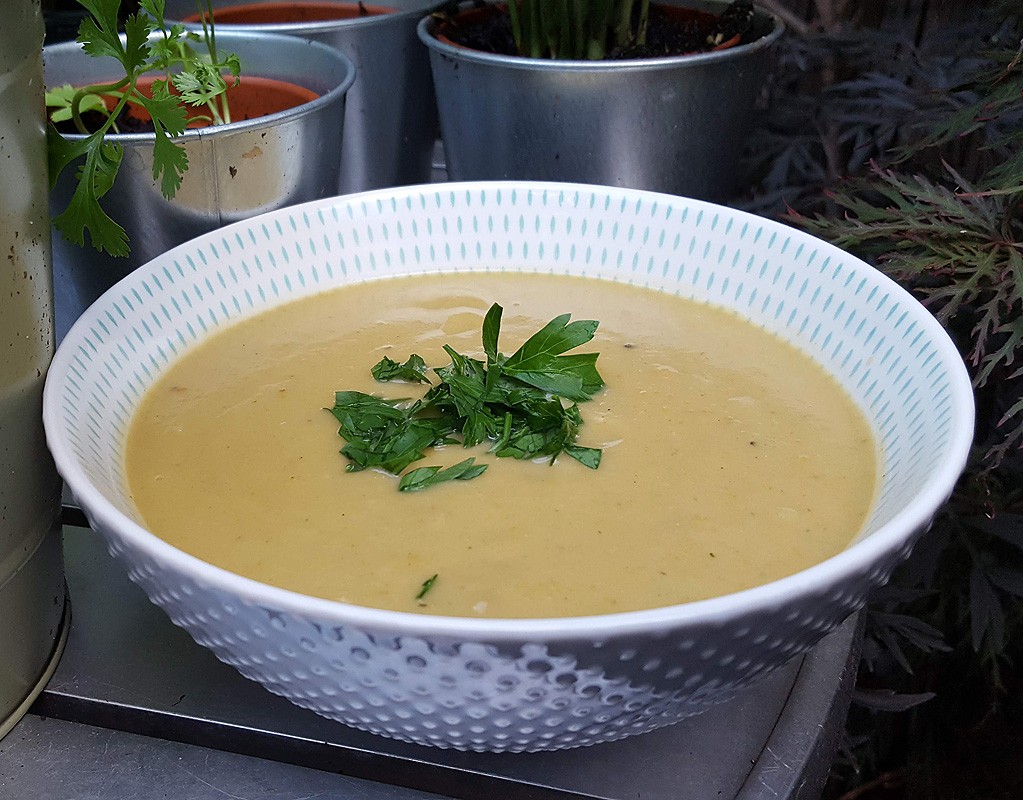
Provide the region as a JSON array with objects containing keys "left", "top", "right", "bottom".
[{"left": 44, "top": 182, "right": 974, "bottom": 753}]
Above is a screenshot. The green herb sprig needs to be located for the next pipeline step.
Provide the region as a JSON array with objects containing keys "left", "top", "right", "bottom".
[
  {"left": 501, "top": 0, "right": 754, "bottom": 61},
  {"left": 328, "top": 303, "right": 605, "bottom": 491},
  {"left": 416, "top": 574, "right": 439, "bottom": 604},
  {"left": 46, "top": 0, "right": 240, "bottom": 257},
  {"left": 506, "top": 0, "right": 652, "bottom": 60}
]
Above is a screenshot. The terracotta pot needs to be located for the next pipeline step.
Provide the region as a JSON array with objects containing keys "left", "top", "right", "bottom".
[
  {"left": 166, "top": 0, "right": 442, "bottom": 195},
  {"left": 420, "top": 0, "right": 783, "bottom": 201},
  {"left": 46, "top": 29, "right": 356, "bottom": 341},
  {"left": 189, "top": 1, "right": 394, "bottom": 23},
  {"left": 113, "top": 74, "right": 320, "bottom": 128}
]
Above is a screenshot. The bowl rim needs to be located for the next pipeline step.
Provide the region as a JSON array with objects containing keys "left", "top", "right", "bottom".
[{"left": 45, "top": 180, "right": 976, "bottom": 642}]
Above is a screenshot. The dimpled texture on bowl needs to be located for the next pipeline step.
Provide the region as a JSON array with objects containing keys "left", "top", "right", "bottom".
[{"left": 45, "top": 183, "right": 974, "bottom": 752}]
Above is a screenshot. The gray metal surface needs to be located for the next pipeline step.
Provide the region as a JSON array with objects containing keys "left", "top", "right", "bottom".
[
  {"left": 0, "top": 0, "right": 68, "bottom": 740},
  {"left": 0, "top": 523, "right": 859, "bottom": 799},
  {"left": 0, "top": 714, "right": 449, "bottom": 800},
  {"left": 738, "top": 614, "right": 862, "bottom": 800},
  {"left": 45, "top": 31, "right": 355, "bottom": 341}
]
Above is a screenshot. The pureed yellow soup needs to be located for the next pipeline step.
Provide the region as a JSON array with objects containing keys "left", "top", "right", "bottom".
[{"left": 125, "top": 273, "right": 877, "bottom": 618}]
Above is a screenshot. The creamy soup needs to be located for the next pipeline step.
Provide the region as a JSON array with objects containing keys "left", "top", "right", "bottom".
[{"left": 125, "top": 273, "right": 877, "bottom": 618}]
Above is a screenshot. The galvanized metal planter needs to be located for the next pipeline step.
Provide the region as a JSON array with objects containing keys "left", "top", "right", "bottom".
[
  {"left": 419, "top": 0, "right": 783, "bottom": 201},
  {"left": 0, "top": 0, "right": 69, "bottom": 742},
  {"left": 45, "top": 30, "right": 355, "bottom": 340},
  {"left": 166, "top": 0, "right": 441, "bottom": 195}
]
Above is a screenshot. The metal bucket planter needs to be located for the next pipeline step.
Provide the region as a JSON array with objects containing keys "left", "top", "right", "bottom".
[
  {"left": 419, "top": 0, "right": 783, "bottom": 201},
  {"left": 0, "top": 0, "right": 69, "bottom": 741},
  {"left": 166, "top": 0, "right": 441, "bottom": 195},
  {"left": 45, "top": 30, "right": 355, "bottom": 340}
]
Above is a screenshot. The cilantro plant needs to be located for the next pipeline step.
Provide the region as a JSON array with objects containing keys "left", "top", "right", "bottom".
[
  {"left": 328, "top": 303, "right": 605, "bottom": 492},
  {"left": 46, "top": 0, "right": 240, "bottom": 257}
]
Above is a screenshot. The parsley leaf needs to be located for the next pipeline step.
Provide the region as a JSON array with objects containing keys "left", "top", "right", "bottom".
[
  {"left": 399, "top": 457, "right": 488, "bottom": 492},
  {"left": 565, "top": 444, "right": 603, "bottom": 469},
  {"left": 328, "top": 304, "right": 605, "bottom": 491},
  {"left": 328, "top": 391, "right": 457, "bottom": 474},
  {"left": 482, "top": 302, "right": 503, "bottom": 363},
  {"left": 416, "top": 574, "right": 438, "bottom": 603},
  {"left": 372, "top": 354, "right": 431, "bottom": 383},
  {"left": 502, "top": 313, "right": 604, "bottom": 401}
]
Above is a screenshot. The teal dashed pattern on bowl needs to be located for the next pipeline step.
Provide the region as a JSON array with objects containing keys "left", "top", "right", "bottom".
[{"left": 44, "top": 182, "right": 974, "bottom": 752}]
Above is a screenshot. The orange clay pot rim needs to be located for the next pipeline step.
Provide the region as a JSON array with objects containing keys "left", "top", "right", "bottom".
[
  {"left": 114, "top": 74, "right": 319, "bottom": 127},
  {"left": 57, "top": 67, "right": 354, "bottom": 144},
  {"left": 420, "top": 1, "right": 784, "bottom": 71},
  {"left": 174, "top": 0, "right": 430, "bottom": 33}
]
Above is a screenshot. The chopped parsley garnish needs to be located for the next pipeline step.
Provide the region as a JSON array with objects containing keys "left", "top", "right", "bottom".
[
  {"left": 416, "top": 573, "right": 439, "bottom": 604},
  {"left": 398, "top": 457, "right": 489, "bottom": 492},
  {"left": 327, "top": 303, "right": 604, "bottom": 491},
  {"left": 371, "top": 354, "right": 431, "bottom": 383}
]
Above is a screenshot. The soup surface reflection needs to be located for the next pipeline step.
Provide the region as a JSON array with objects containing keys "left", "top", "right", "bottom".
[{"left": 126, "top": 273, "right": 877, "bottom": 617}]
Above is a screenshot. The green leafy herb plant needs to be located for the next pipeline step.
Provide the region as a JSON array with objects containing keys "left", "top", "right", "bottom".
[
  {"left": 46, "top": 0, "right": 240, "bottom": 258},
  {"left": 328, "top": 303, "right": 605, "bottom": 492},
  {"left": 439, "top": 0, "right": 755, "bottom": 61},
  {"left": 507, "top": 0, "right": 653, "bottom": 59}
]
